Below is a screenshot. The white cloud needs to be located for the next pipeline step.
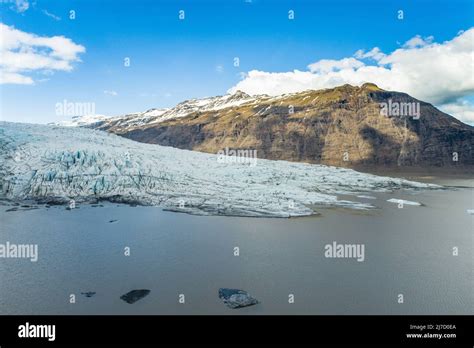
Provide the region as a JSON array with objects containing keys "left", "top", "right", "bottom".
[
  {"left": 215, "top": 65, "right": 224, "bottom": 73},
  {"left": 403, "top": 35, "right": 434, "bottom": 48},
  {"left": 42, "top": 10, "right": 61, "bottom": 21},
  {"left": 0, "top": 71, "right": 33, "bottom": 84},
  {"left": 308, "top": 57, "right": 364, "bottom": 73},
  {"left": 354, "top": 47, "right": 386, "bottom": 61},
  {"left": 0, "top": 23, "right": 85, "bottom": 85},
  {"left": 439, "top": 100, "right": 474, "bottom": 124},
  {"left": 10, "top": 0, "right": 29, "bottom": 13},
  {"left": 238, "top": 71, "right": 248, "bottom": 80},
  {"left": 104, "top": 90, "right": 118, "bottom": 96},
  {"left": 229, "top": 28, "right": 474, "bottom": 124}
]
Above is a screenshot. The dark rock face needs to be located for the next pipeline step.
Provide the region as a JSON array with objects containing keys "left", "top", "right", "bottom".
[
  {"left": 120, "top": 289, "right": 150, "bottom": 304},
  {"left": 218, "top": 288, "right": 259, "bottom": 309},
  {"left": 81, "top": 292, "right": 96, "bottom": 298},
  {"left": 94, "top": 84, "right": 474, "bottom": 169}
]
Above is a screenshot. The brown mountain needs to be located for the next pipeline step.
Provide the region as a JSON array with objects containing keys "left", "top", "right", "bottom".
[{"left": 91, "top": 83, "right": 474, "bottom": 169}]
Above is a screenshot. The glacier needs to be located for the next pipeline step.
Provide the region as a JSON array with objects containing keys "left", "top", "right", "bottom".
[{"left": 0, "top": 122, "right": 441, "bottom": 218}]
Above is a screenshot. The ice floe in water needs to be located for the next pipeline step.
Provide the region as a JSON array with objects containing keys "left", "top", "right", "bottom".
[
  {"left": 120, "top": 289, "right": 150, "bottom": 304},
  {"left": 356, "top": 195, "right": 377, "bottom": 200},
  {"left": 218, "top": 288, "right": 259, "bottom": 309},
  {"left": 387, "top": 198, "right": 422, "bottom": 206},
  {"left": 0, "top": 122, "right": 441, "bottom": 217}
]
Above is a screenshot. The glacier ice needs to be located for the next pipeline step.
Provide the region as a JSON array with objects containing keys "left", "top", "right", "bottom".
[
  {"left": 0, "top": 122, "right": 441, "bottom": 217},
  {"left": 387, "top": 198, "right": 422, "bottom": 206}
]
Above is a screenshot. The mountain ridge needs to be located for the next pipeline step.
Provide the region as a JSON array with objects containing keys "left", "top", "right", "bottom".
[{"left": 62, "top": 84, "right": 474, "bottom": 169}]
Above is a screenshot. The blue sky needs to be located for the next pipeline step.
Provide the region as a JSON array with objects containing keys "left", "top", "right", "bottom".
[{"left": 1, "top": 0, "right": 473, "bottom": 124}]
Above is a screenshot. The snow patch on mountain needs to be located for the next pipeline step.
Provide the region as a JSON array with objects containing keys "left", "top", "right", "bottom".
[
  {"left": 55, "top": 91, "right": 257, "bottom": 132},
  {"left": 145, "top": 90, "right": 255, "bottom": 125},
  {"left": 0, "top": 122, "right": 441, "bottom": 217},
  {"left": 53, "top": 114, "right": 110, "bottom": 127}
]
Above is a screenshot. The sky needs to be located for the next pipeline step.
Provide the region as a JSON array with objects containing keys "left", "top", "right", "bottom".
[{"left": 1, "top": 0, "right": 473, "bottom": 124}]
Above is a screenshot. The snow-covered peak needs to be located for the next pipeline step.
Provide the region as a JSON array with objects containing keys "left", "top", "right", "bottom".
[
  {"left": 52, "top": 92, "right": 258, "bottom": 132},
  {"left": 86, "top": 92, "right": 257, "bottom": 131},
  {"left": 141, "top": 108, "right": 169, "bottom": 117},
  {"left": 158, "top": 91, "right": 255, "bottom": 119},
  {"left": 52, "top": 114, "right": 110, "bottom": 127},
  {"left": 106, "top": 108, "right": 170, "bottom": 129}
]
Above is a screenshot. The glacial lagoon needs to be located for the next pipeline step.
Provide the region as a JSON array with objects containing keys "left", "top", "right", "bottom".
[{"left": 0, "top": 179, "right": 472, "bottom": 315}]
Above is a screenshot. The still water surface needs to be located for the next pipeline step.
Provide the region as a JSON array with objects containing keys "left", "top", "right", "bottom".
[{"left": 0, "top": 179, "right": 472, "bottom": 314}]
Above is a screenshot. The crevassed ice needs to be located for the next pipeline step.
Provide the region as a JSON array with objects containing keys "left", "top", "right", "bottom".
[{"left": 0, "top": 122, "right": 441, "bottom": 217}]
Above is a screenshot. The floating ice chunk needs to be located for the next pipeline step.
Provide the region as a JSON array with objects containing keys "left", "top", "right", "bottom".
[
  {"left": 467, "top": 209, "right": 474, "bottom": 215},
  {"left": 218, "top": 288, "right": 259, "bottom": 309},
  {"left": 81, "top": 292, "right": 96, "bottom": 298},
  {"left": 120, "top": 289, "right": 150, "bottom": 304},
  {"left": 387, "top": 198, "right": 422, "bottom": 206},
  {"left": 356, "top": 195, "right": 376, "bottom": 199}
]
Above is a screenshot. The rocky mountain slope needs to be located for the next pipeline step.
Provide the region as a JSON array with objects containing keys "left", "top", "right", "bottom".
[
  {"left": 77, "top": 84, "right": 474, "bottom": 169},
  {"left": 0, "top": 122, "right": 440, "bottom": 217}
]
